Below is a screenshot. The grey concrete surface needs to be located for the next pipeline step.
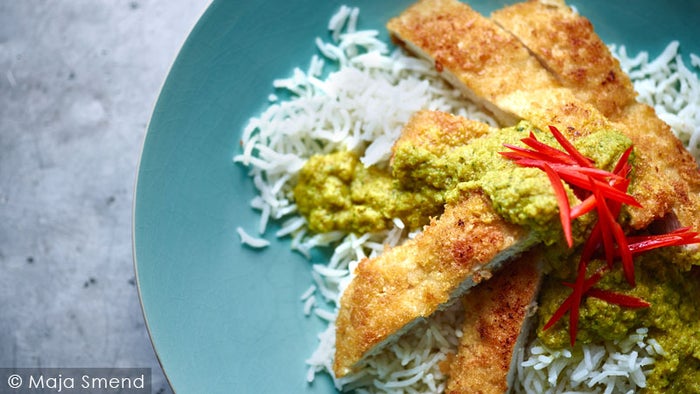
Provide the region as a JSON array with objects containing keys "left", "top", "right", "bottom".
[{"left": 0, "top": 1, "right": 211, "bottom": 392}]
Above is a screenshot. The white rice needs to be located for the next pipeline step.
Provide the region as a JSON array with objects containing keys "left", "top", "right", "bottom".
[
  {"left": 513, "top": 328, "right": 660, "bottom": 394},
  {"left": 236, "top": 226, "right": 270, "bottom": 248},
  {"left": 612, "top": 41, "right": 700, "bottom": 158},
  {"left": 234, "top": 5, "right": 700, "bottom": 393}
]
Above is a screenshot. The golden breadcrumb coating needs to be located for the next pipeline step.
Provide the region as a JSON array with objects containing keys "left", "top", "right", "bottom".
[
  {"left": 388, "top": 0, "right": 700, "bottom": 232},
  {"left": 613, "top": 102, "right": 700, "bottom": 230},
  {"left": 447, "top": 251, "right": 541, "bottom": 394},
  {"left": 492, "top": 0, "right": 637, "bottom": 119},
  {"left": 387, "top": 0, "right": 558, "bottom": 124},
  {"left": 333, "top": 0, "right": 700, "bottom": 384},
  {"left": 391, "top": 109, "right": 497, "bottom": 159},
  {"left": 333, "top": 191, "right": 536, "bottom": 377},
  {"left": 495, "top": 88, "right": 688, "bottom": 230}
]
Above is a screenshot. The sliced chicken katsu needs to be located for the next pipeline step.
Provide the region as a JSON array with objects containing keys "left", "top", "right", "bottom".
[
  {"left": 491, "top": 0, "right": 700, "bottom": 229},
  {"left": 333, "top": 191, "right": 537, "bottom": 377},
  {"left": 614, "top": 102, "right": 700, "bottom": 230},
  {"left": 333, "top": 0, "right": 700, "bottom": 384},
  {"left": 388, "top": 0, "right": 700, "bottom": 232},
  {"left": 491, "top": 0, "right": 700, "bottom": 230},
  {"left": 386, "top": 0, "right": 558, "bottom": 124},
  {"left": 446, "top": 251, "right": 542, "bottom": 394},
  {"left": 495, "top": 88, "right": 699, "bottom": 229},
  {"left": 391, "top": 109, "right": 497, "bottom": 158},
  {"left": 491, "top": 0, "right": 637, "bottom": 118}
]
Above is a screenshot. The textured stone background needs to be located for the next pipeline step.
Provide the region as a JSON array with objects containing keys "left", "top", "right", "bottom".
[{"left": 0, "top": 1, "right": 211, "bottom": 392}]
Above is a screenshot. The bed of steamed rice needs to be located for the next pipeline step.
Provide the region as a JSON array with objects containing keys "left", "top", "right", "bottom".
[{"left": 234, "top": 6, "right": 700, "bottom": 393}]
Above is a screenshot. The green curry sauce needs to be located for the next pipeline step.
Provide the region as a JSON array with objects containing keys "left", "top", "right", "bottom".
[
  {"left": 295, "top": 121, "right": 628, "bottom": 240},
  {"left": 539, "top": 250, "right": 700, "bottom": 393},
  {"left": 293, "top": 120, "right": 700, "bottom": 392}
]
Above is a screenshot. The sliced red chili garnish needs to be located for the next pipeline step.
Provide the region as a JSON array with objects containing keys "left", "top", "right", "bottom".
[
  {"left": 570, "top": 194, "right": 596, "bottom": 219},
  {"left": 548, "top": 125, "right": 595, "bottom": 167},
  {"left": 505, "top": 159, "right": 641, "bottom": 208},
  {"left": 503, "top": 125, "right": 700, "bottom": 346},
  {"left": 585, "top": 288, "right": 650, "bottom": 308},
  {"left": 522, "top": 132, "right": 581, "bottom": 165},
  {"left": 590, "top": 180, "right": 617, "bottom": 267},
  {"left": 613, "top": 146, "right": 634, "bottom": 175},
  {"left": 542, "top": 163, "right": 573, "bottom": 247},
  {"left": 560, "top": 283, "right": 650, "bottom": 309},
  {"left": 625, "top": 227, "right": 700, "bottom": 255},
  {"left": 499, "top": 146, "right": 559, "bottom": 164},
  {"left": 543, "top": 267, "right": 608, "bottom": 331},
  {"left": 568, "top": 256, "right": 587, "bottom": 346}
]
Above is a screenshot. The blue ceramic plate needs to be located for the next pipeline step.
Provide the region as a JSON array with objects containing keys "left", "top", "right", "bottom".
[{"left": 133, "top": 1, "right": 700, "bottom": 393}]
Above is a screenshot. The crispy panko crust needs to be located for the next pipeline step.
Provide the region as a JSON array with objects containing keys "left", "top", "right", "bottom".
[
  {"left": 447, "top": 251, "right": 542, "bottom": 394},
  {"left": 388, "top": 0, "right": 700, "bottom": 232},
  {"left": 495, "top": 88, "right": 694, "bottom": 230},
  {"left": 391, "top": 109, "right": 497, "bottom": 158},
  {"left": 491, "top": 0, "right": 699, "bottom": 230},
  {"left": 333, "top": 0, "right": 700, "bottom": 385},
  {"left": 387, "top": 0, "right": 558, "bottom": 124},
  {"left": 333, "top": 191, "right": 536, "bottom": 377},
  {"left": 494, "top": 87, "right": 612, "bottom": 139},
  {"left": 613, "top": 102, "right": 700, "bottom": 230},
  {"left": 491, "top": 0, "right": 637, "bottom": 118}
]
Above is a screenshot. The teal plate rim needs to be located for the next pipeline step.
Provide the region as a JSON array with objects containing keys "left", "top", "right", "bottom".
[{"left": 133, "top": 1, "right": 700, "bottom": 393}]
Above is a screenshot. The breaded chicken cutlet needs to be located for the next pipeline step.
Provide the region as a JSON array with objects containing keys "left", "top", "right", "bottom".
[
  {"left": 334, "top": 0, "right": 700, "bottom": 385},
  {"left": 334, "top": 190, "right": 536, "bottom": 377},
  {"left": 446, "top": 251, "right": 542, "bottom": 394},
  {"left": 388, "top": 0, "right": 700, "bottom": 232},
  {"left": 492, "top": 0, "right": 700, "bottom": 231},
  {"left": 491, "top": 0, "right": 637, "bottom": 119},
  {"left": 391, "top": 109, "right": 497, "bottom": 158},
  {"left": 333, "top": 113, "right": 538, "bottom": 377},
  {"left": 386, "top": 0, "right": 559, "bottom": 125}
]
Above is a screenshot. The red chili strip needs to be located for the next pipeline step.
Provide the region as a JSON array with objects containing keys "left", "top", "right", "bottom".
[
  {"left": 570, "top": 194, "right": 596, "bottom": 219},
  {"left": 590, "top": 180, "right": 617, "bottom": 267},
  {"left": 581, "top": 222, "right": 604, "bottom": 262},
  {"left": 499, "top": 148, "right": 563, "bottom": 166},
  {"left": 520, "top": 133, "right": 581, "bottom": 166},
  {"left": 560, "top": 283, "right": 650, "bottom": 308},
  {"left": 625, "top": 227, "right": 700, "bottom": 255},
  {"left": 569, "top": 256, "right": 587, "bottom": 346},
  {"left": 542, "top": 299, "right": 570, "bottom": 331},
  {"left": 507, "top": 157, "right": 640, "bottom": 207},
  {"left": 543, "top": 266, "right": 609, "bottom": 331},
  {"left": 571, "top": 175, "right": 630, "bottom": 220},
  {"left": 613, "top": 219, "right": 635, "bottom": 285},
  {"left": 600, "top": 173, "right": 643, "bottom": 286},
  {"left": 548, "top": 125, "right": 595, "bottom": 167},
  {"left": 613, "top": 146, "right": 634, "bottom": 174},
  {"left": 554, "top": 169, "right": 641, "bottom": 207},
  {"left": 542, "top": 163, "right": 574, "bottom": 247},
  {"left": 500, "top": 145, "right": 577, "bottom": 167},
  {"left": 585, "top": 288, "right": 650, "bottom": 308},
  {"left": 549, "top": 163, "right": 628, "bottom": 182},
  {"left": 591, "top": 180, "right": 635, "bottom": 284}
]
